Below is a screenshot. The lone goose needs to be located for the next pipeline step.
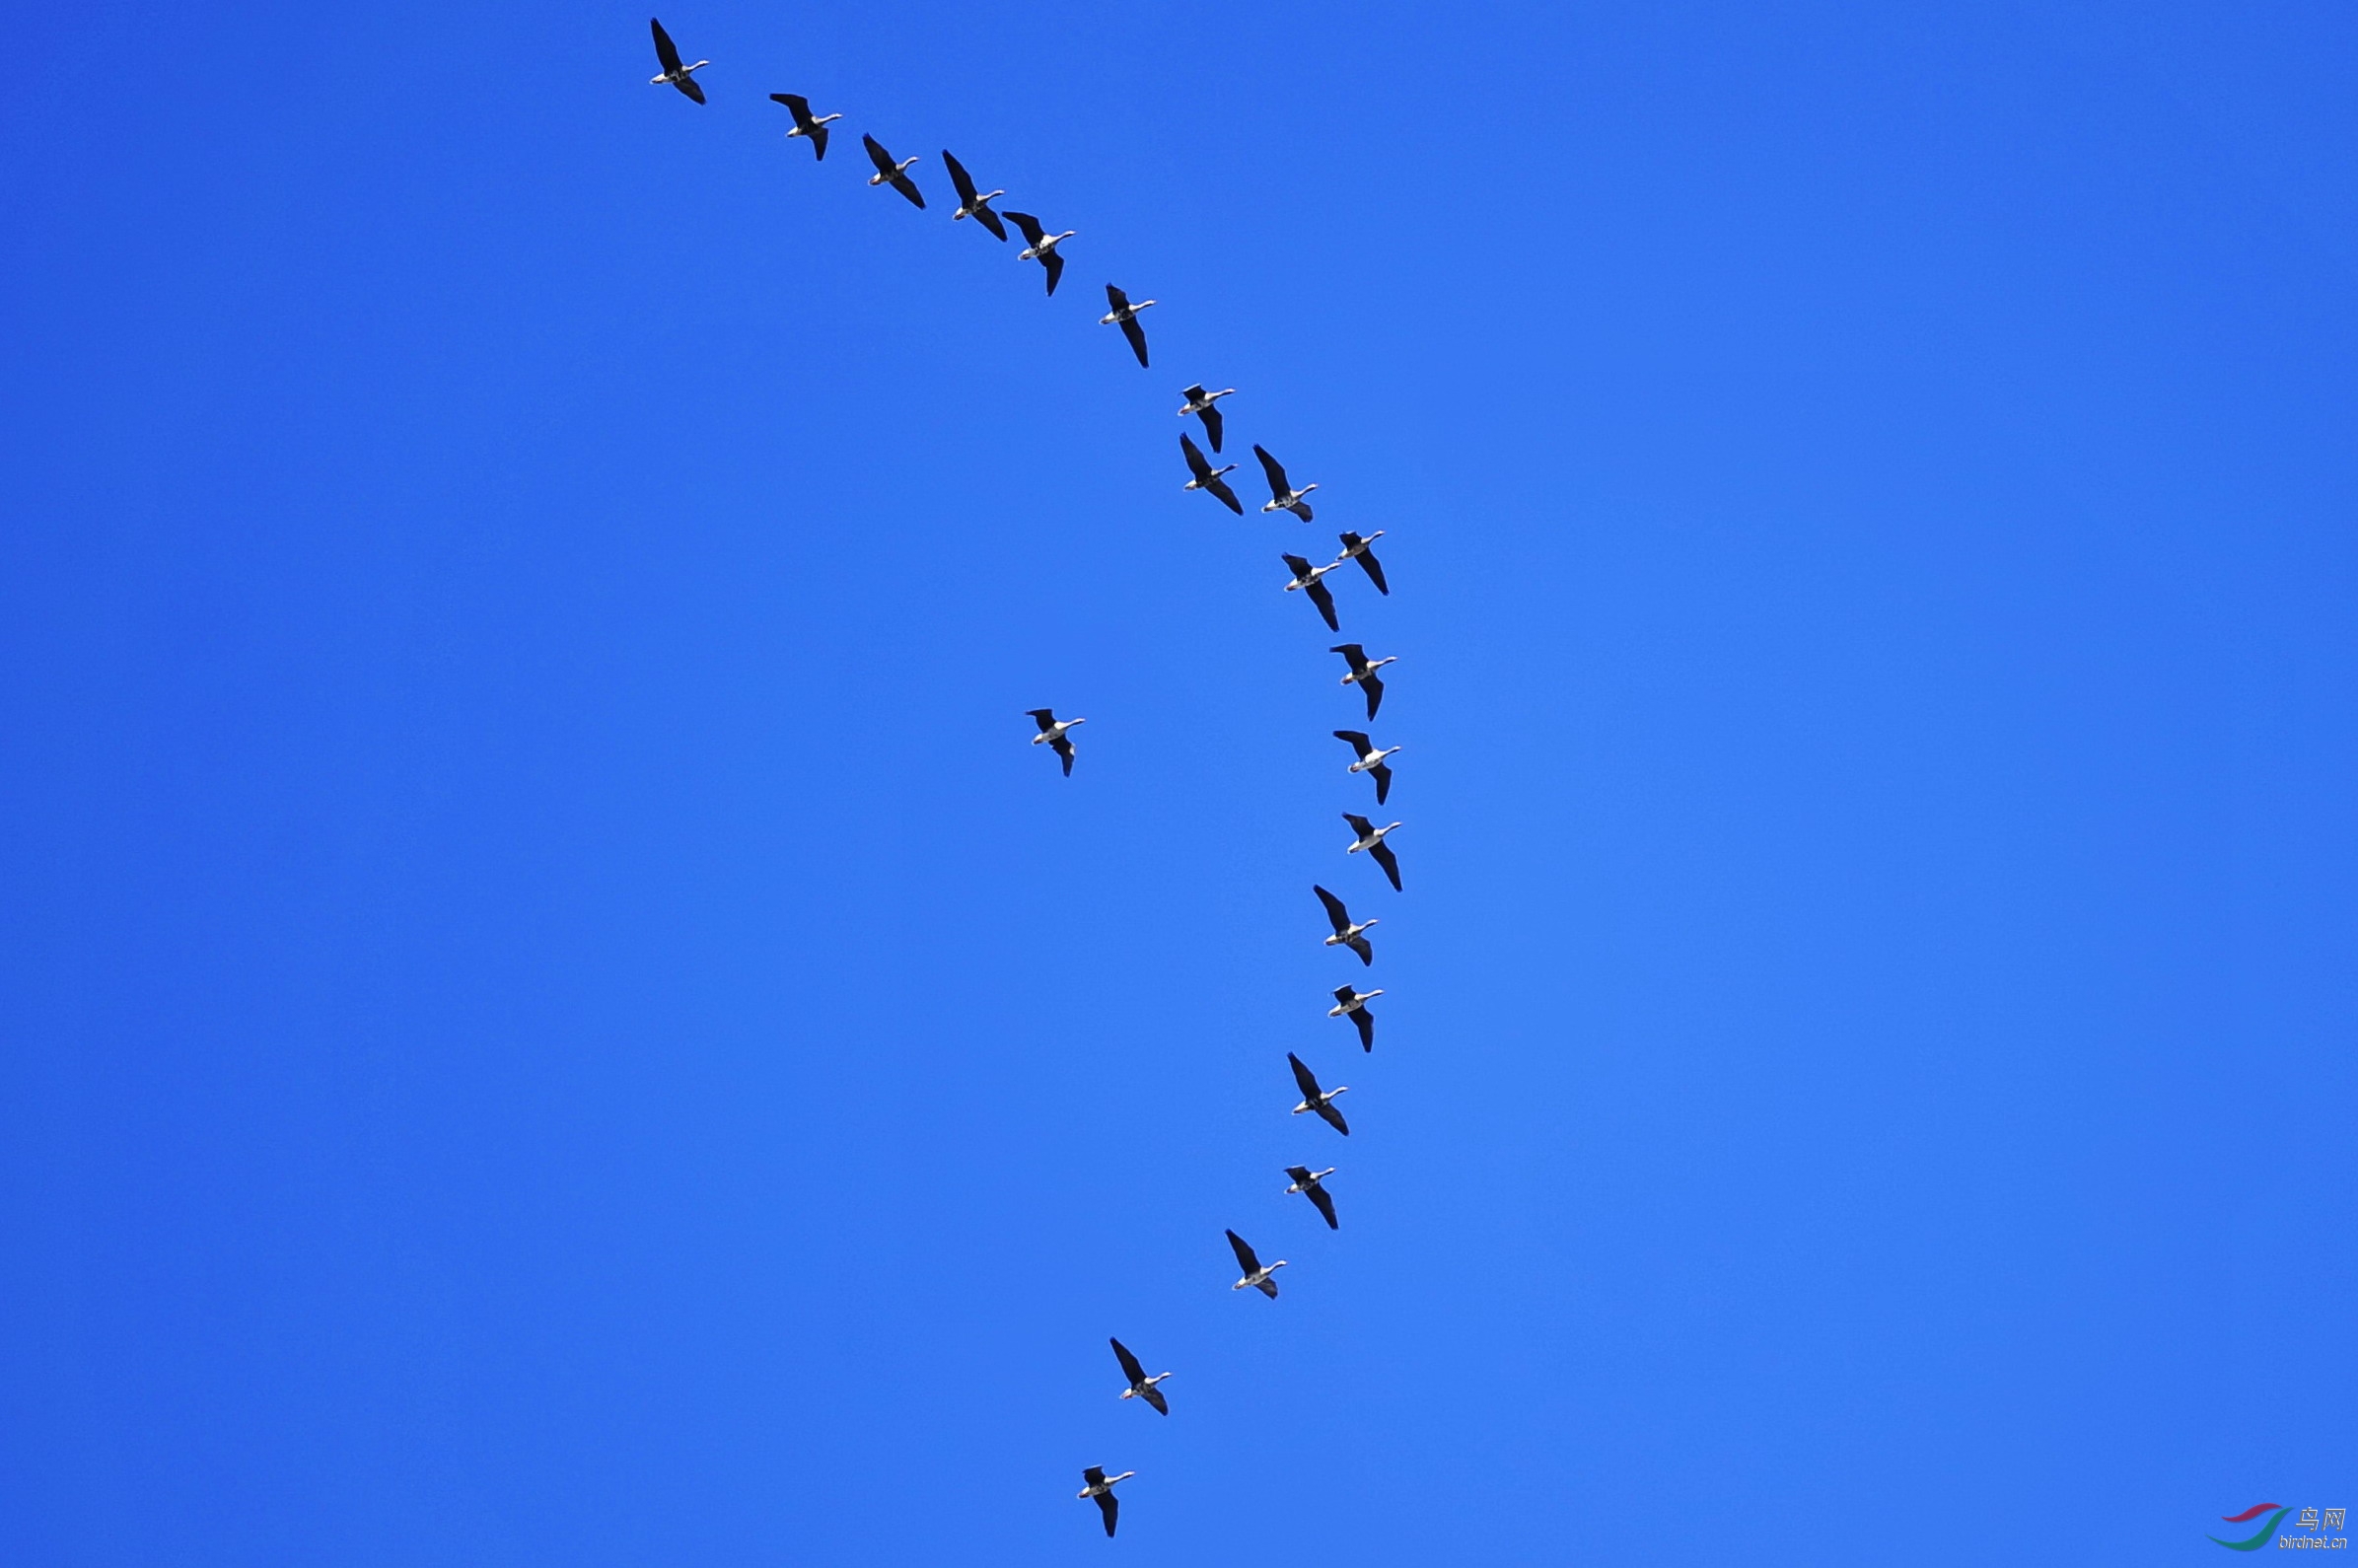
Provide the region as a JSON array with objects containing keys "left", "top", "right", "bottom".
[
  {"left": 1077, "top": 1467, "right": 1133, "bottom": 1536},
  {"left": 1336, "top": 531, "right": 1390, "bottom": 595},
  {"left": 1004, "top": 211, "right": 1072, "bottom": 295},
  {"left": 1328, "top": 983, "right": 1384, "bottom": 1051},
  {"left": 1333, "top": 729, "right": 1401, "bottom": 806},
  {"left": 861, "top": 135, "right": 925, "bottom": 208},
  {"left": 1180, "top": 433, "right": 1242, "bottom": 514},
  {"left": 648, "top": 18, "right": 708, "bottom": 102},
  {"left": 1331, "top": 643, "right": 1396, "bottom": 720},
  {"left": 1314, "top": 885, "right": 1378, "bottom": 965},
  {"left": 1226, "top": 1229, "right": 1287, "bottom": 1298},
  {"left": 1109, "top": 1337, "right": 1170, "bottom": 1415},
  {"left": 1026, "top": 708, "right": 1084, "bottom": 775},
  {"left": 1285, "top": 1165, "right": 1340, "bottom": 1230},
  {"left": 1282, "top": 553, "right": 1343, "bottom": 633},
  {"left": 1178, "top": 385, "right": 1235, "bottom": 452},
  {"left": 1288, "top": 1051, "right": 1350, "bottom": 1135},
  {"left": 767, "top": 93, "right": 839, "bottom": 158},
  {"left": 1100, "top": 285, "right": 1156, "bottom": 368},
  {"left": 1343, "top": 813, "right": 1402, "bottom": 891},
  {"left": 1253, "top": 445, "right": 1319, "bottom": 521},
  {"left": 941, "top": 151, "right": 1007, "bottom": 239}
]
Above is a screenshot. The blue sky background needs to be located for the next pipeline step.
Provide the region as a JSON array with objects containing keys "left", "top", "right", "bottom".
[{"left": 4, "top": 2, "right": 2355, "bottom": 1562}]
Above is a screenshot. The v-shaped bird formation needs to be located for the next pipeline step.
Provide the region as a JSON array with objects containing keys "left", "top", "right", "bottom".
[{"left": 643, "top": 20, "right": 1414, "bottom": 1537}]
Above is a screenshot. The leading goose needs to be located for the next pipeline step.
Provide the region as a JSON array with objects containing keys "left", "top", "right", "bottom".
[
  {"left": 1333, "top": 729, "right": 1401, "bottom": 806},
  {"left": 1077, "top": 1467, "right": 1133, "bottom": 1536},
  {"left": 1109, "top": 1337, "right": 1171, "bottom": 1415},
  {"left": 861, "top": 135, "right": 925, "bottom": 208},
  {"left": 1177, "top": 385, "right": 1235, "bottom": 452},
  {"left": 648, "top": 18, "right": 708, "bottom": 102},
  {"left": 1253, "top": 445, "right": 1320, "bottom": 520},
  {"left": 1282, "top": 553, "right": 1343, "bottom": 633},
  {"left": 941, "top": 150, "right": 1007, "bottom": 239},
  {"left": 1100, "top": 285, "right": 1156, "bottom": 368},
  {"left": 1287, "top": 1051, "right": 1350, "bottom": 1135},
  {"left": 1328, "top": 983, "right": 1384, "bottom": 1051},
  {"left": 1004, "top": 210, "right": 1073, "bottom": 295},
  {"left": 1285, "top": 1165, "right": 1340, "bottom": 1230},
  {"left": 1314, "top": 884, "right": 1377, "bottom": 965},
  {"left": 1026, "top": 708, "right": 1084, "bottom": 775},
  {"left": 767, "top": 93, "right": 839, "bottom": 157},
  {"left": 1226, "top": 1229, "right": 1287, "bottom": 1298},
  {"left": 1181, "top": 433, "right": 1242, "bottom": 514},
  {"left": 1342, "top": 813, "right": 1403, "bottom": 891}
]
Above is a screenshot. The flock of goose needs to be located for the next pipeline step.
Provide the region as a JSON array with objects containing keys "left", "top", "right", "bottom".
[{"left": 649, "top": 19, "right": 1409, "bottom": 1537}]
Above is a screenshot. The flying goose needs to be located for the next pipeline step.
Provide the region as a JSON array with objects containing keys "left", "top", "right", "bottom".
[
  {"left": 1004, "top": 211, "right": 1072, "bottom": 295},
  {"left": 1331, "top": 643, "right": 1396, "bottom": 720},
  {"left": 648, "top": 18, "right": 708, "bottom": 102},
  {"left": 1336, "top": 531, "right": 1390, "bottom": 595},
  {"left": 1026, "top": 708, "right": 1084, "bottom": 775},
  {"left": 1285, "top": 1165, "right": 1340, "bottom": 1230},
  {"left": 1328, "top": 984, "right": 1384, "bottom": 1051},
  {"left": 1226, "top": 1228, "right": 1288, "bottom": 1298},
  {"left": 1343, "top": 813, "right": 1402, "bottom": 891},
  {"left": 942, "top": 151, "right": 1007, "bottom": 239},
  {"left": 767, "top": 93, "right": 839, "bottom": 158},
  {"left": 1078, "top": 1467, "right": 1133, "bottom": 1536},
  {"left": 1333, "top": 729, "right": 1400, "bottom": 805},
  {"left": 1253, "top": 445, "right": 1319, "bottom": 521},
  {"left": 1177, "top": 385, "right": 1235, "bottom": 452},
  {"left": 1180, "top": 433, "right": 1242, "bottom": 514},
  {"left": 861, "top": 135, "right": 925, "bottom": 208},
  {"left": 1109, "top": 1337, "right": 1170, "bottom": 1415},
  {"left": 1282, "top": 553, "right": 1343, "bottom": 633},
  {"left": 1314, "top": 885, "right": 1378, "bottom": 965},
  {"left": 1288, "top": 1051, "right": 1350, "bottom": 1135},
  {"left": 1100, "top": 285, "right": 1156, "bottom": 368}
]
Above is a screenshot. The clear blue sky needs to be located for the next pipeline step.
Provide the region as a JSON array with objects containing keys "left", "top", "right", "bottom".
[{"left": 4, "top": 2, "right": 2354, "bottom": 1562}]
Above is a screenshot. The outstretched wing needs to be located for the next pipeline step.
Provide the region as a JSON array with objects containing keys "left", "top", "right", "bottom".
[
  {"left": 1227, "top": 1228, "right": 1260, "bottom": 1273},
  {"left": 1288, "top": 1052, "right": 1322, "bottom": 1101},
  {"left": 808, "top": 121, "right": 828, "bottom": 158},
  {"left": 1350, "top": 1007, "right": 1376, "bottom": 1051},
  {"left": 1334, "top": 729, "right": 1372, "bottom": 754},
  {"left": 1141, "top": 1384, "right": 1168, "bottom": 1415},
  {"left": 1343, "top": 813, "right": 1375, "bottom": 836},
  {"left": 1360, "top": 671, "right": 1386, "bottom": 719},
  {"left": 1027, "top": 708, "right": 1058, "bottom": 732},
  {"left": 1254, "top": 1275, "right": 1280, "bottom": 1298},
  {"left": 1306, "top": 578, "right": 1339, "bottom": 632},
  {"left": 1040, "top": 248, "right": 1065, "bottom": 296},
  {"left": 1317, "top": 1098, "right": 1351, "bottom": 1136},
  {"left": 943, "top": 149, "right": 980, "bottom": 205},
  {"left": 1345, "top": 934, "right": 1372, "bottom": 964},
  {"left": 1331, "top": 642, "right": 1367, "bottom": 671},
  {"left": 1082, "top": 1465, "right": 1107, "bottom": 1487},
  {"left": 1003, "top": 208, "right": 1046, "bottom": 247},
  {"left": 1180, "top": 432, "right": 1214, "bottom": 480},
  {"left": 889, "top": 169, "right": 926, "bottom": 208},
  {"left": 1370, "top": 761, "right": 1393, "bottom": 806},
  {"left": 676, "top": 73, "right": 706, "bottom": 104},
  {"left": 862, "top": 133, "right": 896, "bottom": 177},
  {"left": 650, "top": 17, "right": 684, "bottom": 74},
  {"left": 1354, "top": 541, "right": 1390, "bottom": 595},
  {"left": 1253, "top": 444, "right": 1291, "bottom": 501},
  {"left": 1370, "top": 838, "right": 1402, "bottom": 891},
  {"left": 1050, "top": 735, "right": 1075, "bottom": 775},
  {"left": 1282, "top": 552, "right": 1315, "bottom": 579},
  {"left": 1105, "top": 283, "right": 1132, "bottom": 314},
  {"left": 1110, "top": 1337, "right": 1146, "bottom": 1386},
  {"left": 1289, "top": 497, "right": 1315, "bottom": 522},
  {"left": 1119, "top": 315, "right": 1150, "bottom": 368},
  {"left": 971, "top": 202, "right": 1006, "bottom": 240},
  {"left": 1314, "top": 884, "right": 1351, "bottom": 933},
  {"left": 1305, "top": 1183, "right": 1339, "bottom": 1229},
  {"left": 1286, "top": 1165, "right": 1316, "bottom": 1185},
  {"left": 1203, "top": 471, "right": 1242, "bottom": 514},
  {"left": 1199, "top": 401, "right": 1224, "bottom": 452},
  {"left": 1095, "top": 1490, "right": 1119, "bottom": 1536}
]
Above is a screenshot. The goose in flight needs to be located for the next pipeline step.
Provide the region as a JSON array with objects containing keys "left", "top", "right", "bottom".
[
  {"left": 1077, "top": 1467, "right": 1133, "bottom": 1536},
  {"left": 861, "top": 135, "right": 925, "bottom": 208},
  {"left": 942, "top": 151, "right": 1007, "bottom": 239},
  {"left": 1100, "top": 285, "right": 1156, "bottom": 368},
  {"left": 1004, "top": 211, "right": 1072, "bottom": 295},
  {"left": 1226, "top": 1229, "right": 1288, "bottom": 1298},
  {"left": 1026, "top": 708, "right": 1084, "bottom": 775},
  {"left": 1336, "top": 531, "right": 1390, "bottom": 595},
  {"left": 1180, "top": 433, "right": 1242, "bottom": 514},
  {"left": 1288, "top": 1051, "right": 1350, "bottom": 1135},
  {"left": 1314, "top": 885, "right": 1377, "bottom": 965},
  {"left": 1331, "top": 643, "right": 1396, "bottom": 720},
  {"left": 767, "top": 93, "right": 839, "bottom": 158},
  {"left": 648, "top": 18, "right": 708, "bottom": 102},
  {"left": 1343, "top": 814, "right": 1403, "bottom": 891},
  {"left": 1333, "top": 729, "right": 1400, "bottom": 806},
  {"left": 1178, "top": 385, "right": 1235, "bottom": 452},
  {"left": 1285, "top": 1165, "right": 1340, "bottom": 1230},
  {"left": 1328, "top": 983, "right": 1384, "bottom": 1051},
  {"left": 1253, "top": 445, "right": 1319, "bottom": 521},
  {"left": 1283, "top": 553, "right": 1343, "bottom": 633},
  {"left": 1109, "top": 1337, "right": 1170, "bottom": 1415}
]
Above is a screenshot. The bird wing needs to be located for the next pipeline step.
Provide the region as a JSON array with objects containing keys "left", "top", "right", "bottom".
[
  {"left": 889, "top": 170, "right": 926, "bottom": 208},
  {"left": 1360, "top": 672, "right": 1385, "bottom": 719},
  {"left": 1314, "top": 884, "right": 1351, "bottom": 932},
  {"left": 1254, "top": 1275, "right": 1280, "bottom": 1298},
  {"left": 1356, "top": 544, "right": 1390, "bottom": 595},
  {"left": 1306, "top": 578, "right": 1339, "bottom": 631},
  {"left": 1040, "top": 249, "right": 1065, "bottom": 296},
  {"left": 1370, "top": 839, "right": 1401, "bottom": 891},
  {"left": 1204, "top": 472, "right": 1242, "bottom": 514},
  {"left": 972, "top": 202, "right": 1006, "bottom": 241},
  {"left": 1050, "top": 735, "right": 1074, "bottom": 775},
  {"left": 770, "top": 92, "right": 811, "bottom": 120},
  {"left": 1180, "top": 432, "right": 1213, "bottom": 479},
  {"left": 1200, "top": 402, "right": 1224, "bottom": 452},
  {"left": 1082, "top": 1466, "right": 1107, "bottom": 1486},
  {"left": 1343, "top": 813, "right": 1374, "bottom": 836},
  {"left": 1351, "top": 1008, "right": 1376, "bottom": 1050},
  {"left": 1285, "top": 1164, "right": 1315, "bottom": 1184},
  {"left": 862, "top": 134, "right": 895, "bottom": 176},
  {"left": 808, "top": 122, "right": 829, "bottom": 159},
  {"left": 1333, "top": 984, "right": 1358, "bottom": 1006},
  {"left": 677, "top": 74, "right": 706, "bottom": 104},
  {"left": 1110, "top": 1337, "right": 1145, "bottom": 1385},
  {"left": 1282, "top": 552, "right": 1315, "bottom": 579},
  {"left": 943, "top": 149, "right": 979, "bottom": 204},
  {"left": 1105, "top": 283, "right": 1131, "bottom": 314},
  {"left": 1227, "top": 1228, "right": 1261, "bottom": 1273},
  {"left": 1317, "top": 1099, "right": 1351, "bottom": 1136},
  {"left": 1288, "top": 1052, "right": 1322, "bottom": 1100},
  {"left": 1027, "top": 708, "right": 1057, "bottom": 731},
  {"left": 1346, "top": 933, "right": 1373, "bottom": 964},
  {"left": 1307, "top": 1184, "right": 1339, "bottom": 1229},
  {"left": 1096, "top": 1489, "right": 1119, "bottom": 1536},
  {"left": 1142, "top": 1385, "right": 1168, "bottom": 1415},
  {"left": 1119, "top": 314, "right": 1150, "bottom": 368},
  {"left": 651, "top": 17, "right": 684, "bottom": 73},
  {"left": 1253, "top": 444, "right": 1291, "bottom": 500},
  {"left": 1334, "top": 729, "right": 1372, "bottom": 753},
  {"left": 1003, "top": 208, "right": 1046, "bottom": 246},
  {"left": 1332, "top": 642, "right": 1367, "bottom": 671},
  {"left": 1370, "top": 761, "right": 1393, "bottom": 806}
]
